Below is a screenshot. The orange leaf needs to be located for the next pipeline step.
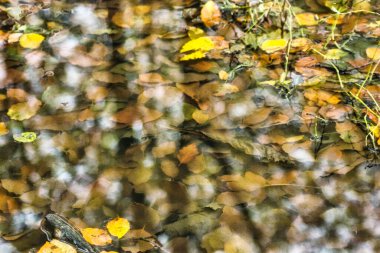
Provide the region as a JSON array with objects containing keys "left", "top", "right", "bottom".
[
  {"left": 177, "top": 143, "right": 199, "bottom": 164},
  {"left": 81, "top": 228, "right": 112, "bottom": 246},
  {"left": 200, "top": 1, "right": 222, "bottom": 27}
]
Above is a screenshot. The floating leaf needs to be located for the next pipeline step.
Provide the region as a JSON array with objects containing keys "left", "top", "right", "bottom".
[
  {"left": 13, "top": 132, "right": 37, "bottom": 143},
  {"left": 366, "top": 47, "right": 380, "bottom": 60},
  {"left": 0, "top": 122, "right": 8, "bottom": 136},
  {"left": 260, "top": 39, "right": 287, "bottom": 53},
  {"left": 81, "top": 228, "right": 112, "bottom": 246},
  {"left": 19, "top": 33, "right": 45, "bottom": 49},
  {"left": 106, "top": 217, "right": 130, "bottom": 239},
  {"left": 180, "top": 37, "right": 214, "bottom": 53},
  {"left": 200, "top": 1, "right": 222, "bottom": 27},
  {"left": 37, "top": 239, "right": 76, "bottom": 253},
  {"left": 180, "top": 51, "right": 207, "bottom": 61},
  {"left": 295, "top": 13, "right": 318, "bottom": 26}
]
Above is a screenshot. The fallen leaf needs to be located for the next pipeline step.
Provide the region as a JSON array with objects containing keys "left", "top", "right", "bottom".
[
  {"left": 37, "top": 239, "right": 76, "bottom": 253},
  {"left": 200, "top": 1, "right": 222, "bottom": 27},
  {"left": 0, "top": 122, "right": 8, "bottom": 136},
  {"left": 111, "top": 106, "right": 163, "bottom": 124},
  {"left": 81, "top": 228, "right": 112, "bottom": 246},
  {"left": 260, "top": 39, "right": 287, "bottom": 53},
  {"left": 192, "top": 109, "right": 210, "bottom": 124},
  {"left": 366, "top": 47, "right": 380, "bottom": 60},
  {"left": 112, "top": 8, "right": 134, "bottom": 28},
  {"left": 106, "top": 217, "right": 130, "bottom": 239},
  {"left": 180, "top": 37, "right": 214, "bottom": 53},
  {"left": 138, "top": 73, "right": 172, "bottom": 85},
  {"left": 86, "top": 86, "right": 108, "bottom": 102},
  {"left": 13, "top": 132, "right": 37, "bottom": 143},
  {"left": 7, "top": 97, "right": 42, "bottom": 121},
  {"left": 295, "top": 13, "right": 318, "bottom": 26},
  {"left": 19, "top": 33, "right": 45, "bottom": 49},
  {"left": 92, "top": 71, "right": 125, "bottom": 83},
  {"left": 177, "top": 143, "right": 199, "bottom": 164},
  {"left": 1, "top": 179, "right": 30, "bottom": 194}
]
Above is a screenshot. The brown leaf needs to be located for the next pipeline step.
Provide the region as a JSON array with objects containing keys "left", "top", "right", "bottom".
[
  {"left": 243, "top": 107, "right": 273, "bottom": 125},
  {"left": 1, "top": 179, "right": 30, "bottom": 195},
  {"left": 177, "top": 143, "right": 199, "bottom": 164},
  {"left": 111, "top": 106, "right": 163, "bottom": 125},
  {"left": 138, "top": 73, "right": 172, "bottom": 85},
  {"left": 92, "top": 71, "right": 125, "bottom": 84},
  {"left": 201, "top": 1, "right": 222, "bottom": 27}
]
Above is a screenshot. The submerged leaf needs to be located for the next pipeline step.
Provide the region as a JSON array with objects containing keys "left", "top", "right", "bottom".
[
  {"left": 13, "top": 132, "right": 37, "bottom": 143},
  {"left": 19, "top": 33, "right": 45, "bottom": 49},
  {"left": 7, "top": 98, "right": 42, "bottom": 121}
]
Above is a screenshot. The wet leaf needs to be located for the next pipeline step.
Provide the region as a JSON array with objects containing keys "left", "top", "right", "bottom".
[
  {"left": 106, "top": 217, "right": 130, "bottom": 239},
  {"left": 81, "top": 228, "right": 112, "bottom": 246},
  {"left": 366, "top": 47, "right": 380, "bottom": 60},
  {"left": 13, "top": 132, "right": 37, "bottom": 143},
  {"left": 177, "top": 143, "right": 199, "bottom": 164},
  {"left": 0, "top": 122, "right": 9, "bottom": 136},
  {"left": 7, "top": 98, "right": 42, "bottom": 121},
  {"left": 180, "top": 37, "right": 214, "bottom": 53},
  {"left": 260, "top": 39, "right": 287, "bottom": 53},
  {"left": 324, "top": 49, "right": 348, "bottom": 60},
  {"left": 1, "top": 179, "right": 30, "bottom": 195},
  {"left": 112, "top": 106, "right": 163, "bottom": 125},
  {"left": 37, "top": 239, "right": 77, "bottom": 253},
  {"left": 180, "top": 51, "right": 207, "bottom": 61},
  {"left": 92, "top": 71, "right": 125, "bottom": 83},
  {"left": 295, "top": 13, "right": 318, "bottom": 26},
  {"left": 19, "top": 33, "right": 45, "bottom": 49},
  {"left": 200, "top": 1, "right": 222, "bottom": 27}
]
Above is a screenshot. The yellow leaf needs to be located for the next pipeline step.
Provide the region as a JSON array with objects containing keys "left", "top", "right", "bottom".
[
  {"left": 218, "top": 70, "right": 229, "bottom": 80},
  {"left": 37, "top": 239, "right": 76, "bottom": 253},
  {"left": 19, "top": 33, "right": 45, "bottom": 49},
  {"left": 192, "top": 110, "right": 210, "bottom": 124},
  {"left": 201, "top": 1, "right": 222, "bottom": 27},
  {"left": 180, "top": 37, "right": 214, "bottom": 53},
  {"left": 13, "top": 132, "right": 37, "bottom": 143},
  {"left": 188, "top": 26, "right": 205, "bottom": 40},
  {"left": 106, "top": 217, "right": 130, "bottom": 239},
  {"left": 295, "top": 13, "right": 318, "bottom": 26},
  {"left": 0, "top": 122, "right": 8, "bottom": 136},
  {"left": 111, "top": 11, "right": 134, "bottom": 28},
  {"left": 7, "top": 98, "right": 42, "bottom": 121},
  {"left": 366, "top": 47, "right": 380, "bottom": 60},
  {"left": 260, "top": 39, "right": 287, "bottom": 53},
  {"left": 180, "top": 51, "right": 207, "bottom": 61},
  {"left": 81, "top": 228, "right": 112, "bottom": 246}
]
